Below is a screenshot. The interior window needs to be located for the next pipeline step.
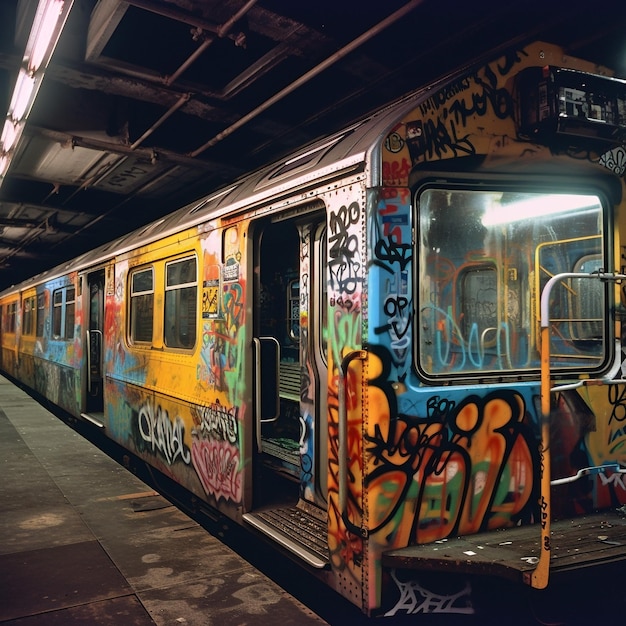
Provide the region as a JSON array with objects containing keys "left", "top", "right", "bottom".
[
  {"left": 571, "top": 254, "right": 604, "bottom": 340},
  {"left": 418, "top": 187, "right": 606, "bottom": 377}
]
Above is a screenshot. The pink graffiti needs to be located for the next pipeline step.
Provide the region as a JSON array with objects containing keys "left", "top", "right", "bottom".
[{"left": 191, "top": 438, "right": 242, "bottom": 503}]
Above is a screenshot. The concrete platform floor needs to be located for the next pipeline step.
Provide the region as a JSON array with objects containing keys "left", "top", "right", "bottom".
[{"left": 0, "top": 375, "right": 328, "bottom": 625}]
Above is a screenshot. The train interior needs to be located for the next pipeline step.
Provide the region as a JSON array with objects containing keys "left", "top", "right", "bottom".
[
  {"left": 244, "top": 216, "right": 330, "bottom": 570},
  {"left": 257, "top": 220, "right": 302, "bottom": 475}
]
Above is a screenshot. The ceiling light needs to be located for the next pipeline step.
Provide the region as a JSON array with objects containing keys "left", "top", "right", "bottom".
[
  {"left": 8, "top": 69, "right": 36, "bottom": 122},
  {"left": 0, "top": 0, "right": 73, "bottom": 186},
  {"left": 26, "top": 0, "right": 66, "bottom": 74},
  {"left": 1, "top": 119, "right": 20, "bottom": 153},
  {"left": 0, "top": 154, "right": 10, "bottom": 177}
]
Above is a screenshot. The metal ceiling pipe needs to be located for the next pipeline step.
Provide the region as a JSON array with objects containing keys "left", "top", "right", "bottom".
[
  {"left": 125, "top": 0, "right": 230, "bottom": 36},
  {"left": 217, "top": 0, "right": 258, "bottom": 39},
  {"left": 130, "top": 92, "right": 190, "bottom": 149},
  {"left": 131, "top": 2, "right": 257, "bottom": 149},
  {"left": 164, "top": 37, "right": 215, "bottom": 86},
  {"left": 164, "top": 0, "right": 258, "bottom": 86},
  {"left": 188, "top": 0, "right": 425, "bottom": 157}
]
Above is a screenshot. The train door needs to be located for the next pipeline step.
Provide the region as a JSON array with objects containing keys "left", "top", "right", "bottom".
[
  {"left": 244, "top": 213, "right": 330, "bottom": 569},
  {"left": 84, "top": 269, "right": 104, "bottom": 415}
]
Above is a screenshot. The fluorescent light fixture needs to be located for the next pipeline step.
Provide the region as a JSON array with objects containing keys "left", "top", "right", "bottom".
[
  {"left": 1, "top": 119, "right": 19, "bottom": 152},
  {"left": 0, "top": 154, "right": 9, "bottom": 177},
  {"left": 8, "top": 69, "right": 36, "bottom": 122},
  {"left": 0, "top": 0, "right": 73, "bottom": 186},
  {"left": 482, "top": 193, "right": 601, "bottom": 226},
  {"left": 26, "top": 0, "right": 65, "bottom": 74}
]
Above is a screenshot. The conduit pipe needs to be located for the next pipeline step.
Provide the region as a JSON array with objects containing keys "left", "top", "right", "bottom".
[
  {"left": 130, "top": 92, "right": 190, "bottom": 149},
  {"left": 127, "top": 0, "right": 258, "bottom": 151},
  {"left": 164, "top": 0, "right": 258, "bottom": 86},
  {"left": 188, "top": 0, "right": 425, "bottom": 157}
]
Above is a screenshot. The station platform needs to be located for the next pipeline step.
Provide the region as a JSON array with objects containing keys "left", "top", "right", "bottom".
[{"left": 0, "top": 376, "right": 328, "bottom": 625}]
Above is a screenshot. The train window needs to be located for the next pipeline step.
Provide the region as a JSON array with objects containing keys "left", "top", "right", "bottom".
[
  {"left": 418, "top": 187, "right": 606, "bottom": 377},
  {"left": 130, "top": 267, "right": 154, "bottom": 343},
  {"left": 164, "top": 256, "right": 197, "bottom": 349},
  {"left": 36, "top": 293, "right": 45, "bottom": 337},
  {"left": 4, "top": 302, "right": 17, "bottom": 333},
  {"left": 52, "top": 286, "right": 75, "bottom": 340},
  {"left": 53, "top": 290, "right": 62, "bottom": 337},
  {"left": 65, "top": 288, "right": 75, "bottom": 340},
  {"left": 22, "top": 296, "right": 36, "bottom": 335}
]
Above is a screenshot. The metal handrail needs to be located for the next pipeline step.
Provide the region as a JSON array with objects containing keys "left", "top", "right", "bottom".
[
  {"left": 253, "top": 336, "right": 280, "bottom": 453},
  {"left": 530, "top": 271, "right": 626, "bottom": 589},
  {"left": 551, "top": 463, "right": 626, "bottom": 486}
]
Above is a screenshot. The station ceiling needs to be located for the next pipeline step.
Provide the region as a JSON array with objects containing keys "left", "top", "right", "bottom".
[{"left": 1, "top": 0, "right": 626, "bottom": 291}]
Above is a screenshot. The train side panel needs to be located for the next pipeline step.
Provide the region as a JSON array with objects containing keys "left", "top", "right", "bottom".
[
  {"left": 0, "top": 293, "right": 19, "bottom": 378},
  {"left": 2, "top": 273, "right": 83, "bottom": 416},
  {"left": 102, "top": 221, "right": 250, "bottom": 517},
  {"left": 37, "top": 273, "right": 83, "bottom": 415},
  {"left": 16, "top": 288, "right": 37, "bottom": 390}
]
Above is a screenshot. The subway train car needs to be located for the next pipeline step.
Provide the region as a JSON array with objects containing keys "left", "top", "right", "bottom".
[{"left": 3, "top": 40, "right": 626, "bottom": 618}]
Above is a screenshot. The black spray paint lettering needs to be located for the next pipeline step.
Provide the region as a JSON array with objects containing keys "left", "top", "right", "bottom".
[
  {"left": 328, "top": 202, "right": 362, "bottom": 295},
  {"left": 199, "top": 400, "right": 239, "bottom": 444}
]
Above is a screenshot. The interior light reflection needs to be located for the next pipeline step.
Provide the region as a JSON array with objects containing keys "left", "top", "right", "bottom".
[{"left": 482, "top": 194, "right": 601, "bottom": 226}]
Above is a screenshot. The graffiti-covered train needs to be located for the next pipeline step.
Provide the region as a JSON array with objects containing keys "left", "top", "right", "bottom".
[{"left": 2, "top": 41, "right": 626, "bottom": 618}]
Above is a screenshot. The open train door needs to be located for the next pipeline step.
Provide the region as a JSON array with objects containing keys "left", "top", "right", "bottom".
[
  {"left": 82, "top": 269, "right": 105, "bottom": 420},
  {"left": 244, "top": 210, "right": 330, "bottom": 569}
]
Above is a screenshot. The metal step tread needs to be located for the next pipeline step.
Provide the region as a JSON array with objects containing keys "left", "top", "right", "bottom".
[{"left": 244, "top": 506, "right": 329, "bottom": 568}]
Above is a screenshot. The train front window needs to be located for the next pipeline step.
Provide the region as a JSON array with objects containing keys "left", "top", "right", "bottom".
[{"left": 417, "top": 187, "right": 606, "bottom": 378}]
